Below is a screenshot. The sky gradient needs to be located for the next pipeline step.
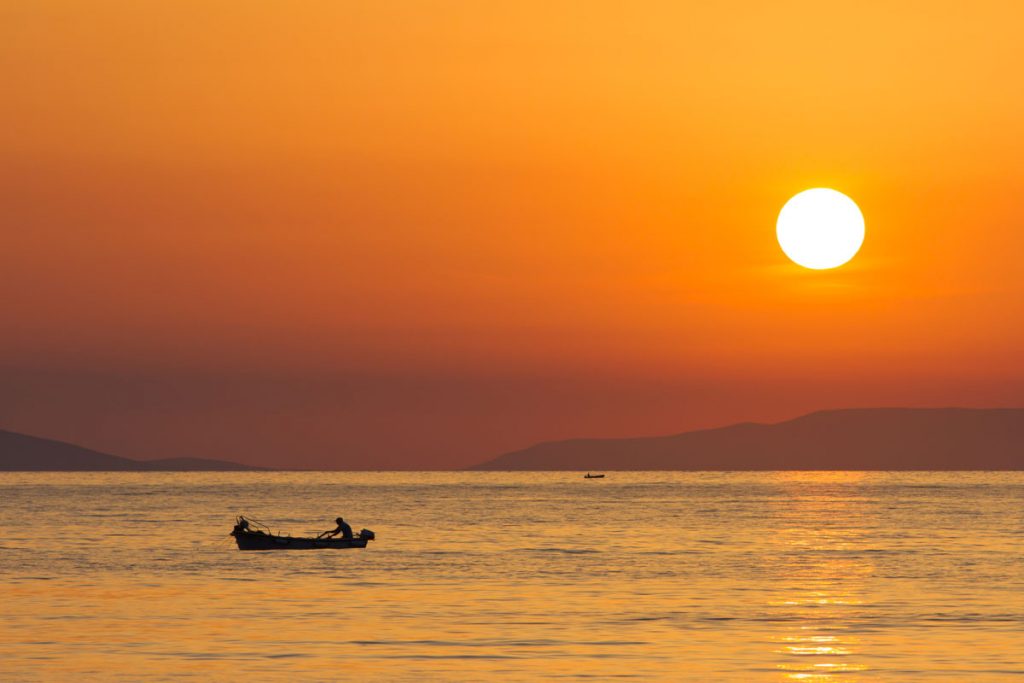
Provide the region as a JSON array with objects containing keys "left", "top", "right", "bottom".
[{"left": 2, "top": 1, "right": 1023, "bottom": 468}]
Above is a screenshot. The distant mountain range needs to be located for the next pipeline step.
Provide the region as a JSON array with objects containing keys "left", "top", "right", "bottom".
[
  {"left": 472, "top": 408, "right": 1024, "bottom": 470},
  {"left": 0, "top": 430, "right": 261, "bottom": 471},
  {"left": 7, "top": 407, "right": 1024, "bottom": 471}
]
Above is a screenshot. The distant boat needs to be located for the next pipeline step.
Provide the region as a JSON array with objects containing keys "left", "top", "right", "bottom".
[
  {"left": 230, "top": 516, "right": 375, "bottom": 551},
  {"left": 584, "top": 473, "right": 605, "bottom": 479}
]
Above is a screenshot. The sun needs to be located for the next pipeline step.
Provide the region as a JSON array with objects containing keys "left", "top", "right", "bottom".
[{"left": 776, "top": 188, "right": 864, "bottom": 269}]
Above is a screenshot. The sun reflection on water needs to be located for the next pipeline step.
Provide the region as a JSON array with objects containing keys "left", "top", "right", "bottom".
[{"left": 765, "top": 472, "right": 877, "bottom": 681}]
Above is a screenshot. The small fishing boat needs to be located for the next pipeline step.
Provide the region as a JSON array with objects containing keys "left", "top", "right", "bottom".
[
  {"left": 584, "top": 473, "right": 605, "bottom": 479},
  {"left": 230, "top": 516, "right": 375, "bottom": 551}
]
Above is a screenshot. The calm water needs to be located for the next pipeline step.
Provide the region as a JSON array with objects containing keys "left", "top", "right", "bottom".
[{"left": 1, "top": 472, "right": 1022, "bottom": 681}]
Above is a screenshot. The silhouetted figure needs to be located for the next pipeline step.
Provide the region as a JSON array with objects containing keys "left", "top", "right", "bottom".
[
  {"left": 318, "top": 516, "right": 353, "bottom": 540},
  {"left": 232, "top": 517, "right": 266, "bottom": 535}
]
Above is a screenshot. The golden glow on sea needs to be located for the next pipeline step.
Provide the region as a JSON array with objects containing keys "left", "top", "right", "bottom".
[{"left": 3, "top": 471, "right": 1022, "bottom": 680}]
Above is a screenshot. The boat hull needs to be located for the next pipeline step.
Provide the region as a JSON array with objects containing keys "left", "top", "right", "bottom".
[{"left": 232, "top": 531, "right": 370, "bottom": 550}]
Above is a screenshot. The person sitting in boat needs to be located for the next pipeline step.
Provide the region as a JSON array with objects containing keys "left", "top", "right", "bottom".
[
  {"left": 232, "top": 517, "right": 267, "bottom": 535},
  {"left": 318, "top": 517, "right": 353, "bottom": 540}
]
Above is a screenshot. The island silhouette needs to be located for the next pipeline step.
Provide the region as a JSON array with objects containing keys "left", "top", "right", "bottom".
[
  {"left": 0, "top": 429, "right": 261, "bottom": 471},
  {"left": 4, "top": 407, "right": 1023, "bottom": 471},
  {"left": 472, "top": 407, "right": 1024, "bottom": 471}
]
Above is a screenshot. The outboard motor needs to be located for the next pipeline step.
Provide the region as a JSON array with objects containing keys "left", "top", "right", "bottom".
[{"left": 359, "top": 529, "right": 375, "bottom": 541}]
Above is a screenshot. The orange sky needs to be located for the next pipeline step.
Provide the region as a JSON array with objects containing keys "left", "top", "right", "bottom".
[{"left": 2, "top": 2, "right": 1023, "bottom": 468}]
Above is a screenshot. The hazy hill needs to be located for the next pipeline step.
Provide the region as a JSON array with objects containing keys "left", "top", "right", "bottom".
[
  {"left": 472, "top": 408, "right": 1024, "bottom": 470},
  {"left": 0, "top": 430, "right": 261, "bottom": 471}
]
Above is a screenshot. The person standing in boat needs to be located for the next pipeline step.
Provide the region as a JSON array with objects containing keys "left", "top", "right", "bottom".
[{"left": 318, "top": 516, "right": 353, "bottom": 540}]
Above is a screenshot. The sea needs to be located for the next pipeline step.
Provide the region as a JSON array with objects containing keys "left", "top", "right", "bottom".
[{"left": 1, "top": 471, "right": 1022, "bottom": 681}]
